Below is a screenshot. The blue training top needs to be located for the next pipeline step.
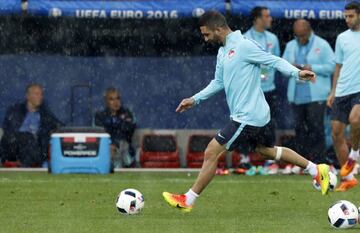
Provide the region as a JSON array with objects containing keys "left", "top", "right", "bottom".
[{"left": 193, "top": 30, "right": 301, "bottom": 127}]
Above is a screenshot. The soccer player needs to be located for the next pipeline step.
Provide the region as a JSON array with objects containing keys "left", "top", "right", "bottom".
[
  {"left": 162, "top": 11, "right": 330, "bottom": 212},
  {"left": 327, "top": 1, "right": 360, "bottom": 192}
]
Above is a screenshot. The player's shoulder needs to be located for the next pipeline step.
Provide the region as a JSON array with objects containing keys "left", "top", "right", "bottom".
[
  {"left": 313, "top": 34, "right": 330, "bottom": 47},
  {"left": 238, "top": 36, "right": 267, "bottom": 54},
  {"left": 265, "top": 30, "right": 279, "bottom": 40},
  {"left": 243, "top": 29, "right": 251, "bottom": 36},
  {"left": 217, "top": 47, "right": 225, "bottom": 57},
  {"left": 239, "top": 36, "right": 257, "bottom": 48},
  {"left": 337, "top": 29, "right": 351, "bottom": 40},
  {"left": 284, "top": 38, "right": 297, "bottom": 48}
]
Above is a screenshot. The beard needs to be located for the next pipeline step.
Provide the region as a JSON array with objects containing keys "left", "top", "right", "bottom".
[
  {"left": 349, "top": 23, "right": 360, "bottom": 30},
  {"left": 348, "top": 18, "right": 360, "bottom": 30},
  {"left": 209, "top": 35, "right": 222, "bottom": 45}
]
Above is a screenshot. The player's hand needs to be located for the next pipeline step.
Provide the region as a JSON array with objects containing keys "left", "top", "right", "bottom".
[
  {"left": 327, "top": 90, "right": 335, "bottom": 108},
  {"left": 299, "top": 70, "right": 316, "bottom": 83},
  {"left": 176, "top": 97, "right": 195, "bottom": 113}
]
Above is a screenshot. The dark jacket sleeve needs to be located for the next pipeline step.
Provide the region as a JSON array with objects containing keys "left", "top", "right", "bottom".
[
  {"left": 2, "top": 106, "right": 15, "bottom": 136},
  {"left": 2, "top": 104, "right": 23, "bottom": 137},
  {"left": 94, "top": 111, "right": 105, "bottom": 127},
  {"left": 120, "top": 108, "right": 136, "bottom": 140},
  {"left": 41, "top": 105, "right": 64, "bottom": 131}
]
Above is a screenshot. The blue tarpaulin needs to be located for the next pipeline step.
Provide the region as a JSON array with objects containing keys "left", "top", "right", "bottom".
[
  {"left": 0, "top": 0, "right": 22, "bottom": 14},
  {"left": 28, "top": 0, "right": 225, "bottom": 18},
  {"left": 231, "top": 0, "right": 347, "bottom": 19}
]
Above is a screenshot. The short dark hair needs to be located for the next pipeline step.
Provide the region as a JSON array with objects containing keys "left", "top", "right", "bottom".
[
  {"left": 345, "top": 1, "right": 360, "bottom": 14},
  {"left": 26, "top": 83, "right": 43, "bottom": 93},
  {"left": 198, "top": 10, "right": 228, "bottom": 30},
  {"left": 250, "top": 6, "right": 269, "bottom": 22},
  {"left": 103, "top": 87, "right": 120, "bottom": 98}
]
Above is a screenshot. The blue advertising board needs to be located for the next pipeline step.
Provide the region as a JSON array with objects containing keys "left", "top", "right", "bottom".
[
  {"left": 0, "top": 0, "right": 22, "bottom": 14},
  {"left": 231, "top": 0, "right": 347, "bottom": 19},
  {"left": 28, "top": 0, "right": 225, "bottom": 18}
]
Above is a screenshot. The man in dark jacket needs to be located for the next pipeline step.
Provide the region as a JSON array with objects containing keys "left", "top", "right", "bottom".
[
  {"left": 1, "top": 83, "right": 63, "bottom": 167},
  {"left": 95, "top": 87, "right": 136, "bottom": 168}
]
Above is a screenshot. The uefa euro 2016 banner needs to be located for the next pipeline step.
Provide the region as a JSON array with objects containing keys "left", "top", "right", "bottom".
[
  {"left": 232, "top": 0, "right": 347, "bottom": 20},
  {"left": 27, "top": 0, "right": 225, "bottom": 18},
  {"left": 2, "top": 0, "right": 349, "bottom": 19},
  {"left": 0, "top": 0, "right": 22, "bottom": 14}
]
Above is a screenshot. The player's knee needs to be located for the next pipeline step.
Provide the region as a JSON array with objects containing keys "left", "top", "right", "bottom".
[
  {"left": 349, "top": 114, "right": 360, "bottom": 127},
  {"left": 332, "top": 126, "right": 344, "bottom": 141},
  {"left": 332, "top": 132, "right": 343, "bottom": 143},
  {"left": 256, "top": 146, "right": 277, "bottom": 159},
  {"left": 204, "top": 148, "right": 218, "bottom": 162}
]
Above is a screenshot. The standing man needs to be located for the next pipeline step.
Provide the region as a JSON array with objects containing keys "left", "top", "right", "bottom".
[
  {"left": 327, "top": 1, "right": 360, "bottom": 192},
  {"left": 95, "top": 87, "right": 136, "bottom": 168},
  {"left": 0, "top": 83, "right": 63, "bottom": 167},
  {"left": 282, "top": 19, "right": 335, "bottom": 174},
  {"left": 243, "top": 6, "right": 281, "bottom": 175},
  {"left": 163, "top": 11, "right": 330, "bottom": 213}
]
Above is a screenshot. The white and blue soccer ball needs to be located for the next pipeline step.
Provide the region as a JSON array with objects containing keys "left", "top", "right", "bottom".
[
  {"left": 312, "top": 172, "right": 337, "bottom": 191},
  {"left": 328, "top": 200, "right": 359, "bottom": 229},
  {"left": 116, "top": 188, "right": 144, "bottom": 215}
]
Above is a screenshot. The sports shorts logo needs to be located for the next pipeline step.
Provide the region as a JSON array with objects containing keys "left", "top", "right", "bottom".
[{"left": 217, "top": 133, "right": 226, "bottom": 139}]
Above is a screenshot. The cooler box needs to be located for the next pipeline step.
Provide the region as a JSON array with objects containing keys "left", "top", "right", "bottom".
[{"left": 50, "top": 127, "right": 111, "bottom": 174}]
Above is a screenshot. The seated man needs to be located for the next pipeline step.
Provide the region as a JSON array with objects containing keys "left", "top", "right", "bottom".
[
  {"left": 95, "top": 87, "right": 136, "bottom": 168},
  {"left": 0, "top": 83, "right": 63, "bottom": 167}
]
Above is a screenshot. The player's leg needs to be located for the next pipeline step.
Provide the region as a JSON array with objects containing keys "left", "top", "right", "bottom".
[
  {"left": 340, "top": 104, "right": 360, "bottom": 176},
  {"left": 256, "top": 146, "right": 307, "bottom": 168},
  {"left": 255, "top": 145, "right": 330, "bottom": 195},
  {"left": 349, "top": 104, "right": 360, "bottom": 155},
  {"left": 163, "top": 120, "right": 236, "bottom": 212},
  {"left": 163, "top": 139, "right": 225, "bottom": 211},
  {"left": 329, "top": 94, "right": 358, "bottom": 191},
  {"left": 332, "top": 120, "right": 349, "bottom": 166},
  {"left": 190, "top": 139, "right": 226, "bottom": 194}
]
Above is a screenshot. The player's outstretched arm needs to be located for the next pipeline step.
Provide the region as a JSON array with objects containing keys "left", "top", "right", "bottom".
[
  {"left": 242, "top": 39, "right": 316, "bottom": 83},
  {"left": 327, "top": 63, "right": 342, "bottom": 108},
  {"left": 298, "top": 70, "right": 316, "bottom": 83},
  {"left": 176, "top": 97, "right": 195, "bottom": 113}
]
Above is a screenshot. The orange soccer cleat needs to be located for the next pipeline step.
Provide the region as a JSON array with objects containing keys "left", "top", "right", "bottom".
[
  {"left": 335, "top": 178, "right": 358, "bottom": 192},
  {"left": 162, "top": 192, "right": 193, "bottom": 213},
  {"left": 216, "top": 168, "right": 229, "bottom": 175},
  {"left": 340, "top": 158, "right": 357, "bottom": 177}
]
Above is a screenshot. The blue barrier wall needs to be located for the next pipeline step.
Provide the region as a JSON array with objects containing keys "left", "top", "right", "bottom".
[
  {"left": 0, "top": 55, "right": 233, "bottom": 129},
  {"left": 0, "top": 55, "right": 295, "bottom": 129}
]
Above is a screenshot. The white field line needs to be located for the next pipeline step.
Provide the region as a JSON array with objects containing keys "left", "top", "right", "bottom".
[
  {"left": 0, "top": 168, "right": 202, "bottom": 172},
  {"left": 0, "top": 178, "right": 310, "bottom": 184}
]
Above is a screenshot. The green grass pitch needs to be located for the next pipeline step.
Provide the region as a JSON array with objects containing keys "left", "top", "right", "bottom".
[{"left": 0, "top": 172, "right": 359, "bottom": 233}]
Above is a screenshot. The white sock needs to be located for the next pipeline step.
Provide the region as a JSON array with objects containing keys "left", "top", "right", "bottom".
[
  {"left": 349, "top": 149, "right": 359, "bottom": 160},
  {"left": 305, "top": 161, "right": 318, "bottom": 177},
  {"left": 343, "top": 173, "right": 354, "bottom": 181},
  {"left": 185, "top": 189, "right": 199, "bottom": 206},
  {"left": 240, "top": 155, "right": 250, "bottom": 163}
]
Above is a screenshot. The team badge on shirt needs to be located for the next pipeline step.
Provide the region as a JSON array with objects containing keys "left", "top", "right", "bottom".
[
  {"left": 228, "top": 49, "right": 235, "bottom": 59},
  {"left": 315, "top": 48, "right": 321, "bottom": 54}
]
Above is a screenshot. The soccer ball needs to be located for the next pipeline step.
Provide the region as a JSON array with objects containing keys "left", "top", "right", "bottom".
[
  {"left": 312, "top": 172, "right": 337, "bottom": 191},
  {"left": 328, "top": 200, "right": 359, "bottom": 229},
  {"left": 116, "top": 188, "right": 144, "bottom": 215}
]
